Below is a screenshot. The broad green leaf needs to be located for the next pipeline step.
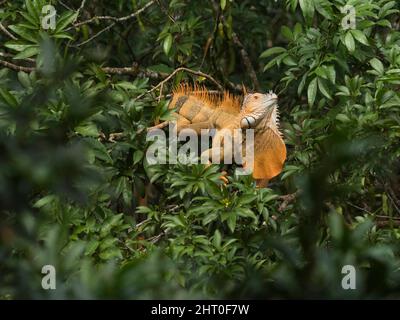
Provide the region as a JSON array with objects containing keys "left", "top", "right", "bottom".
[
  {"left": 336, "top": 114, "right": 351, "bottom": 122},
  {"left": 227, "top": 215, "right": 237, "bottom": 233},
  {"left": 163, "top": 34, "right": 173, "bottom": 56},
  {"left": 0, "top": 88, "right": 18, "bottom": 108},
  {"left": 281, "top": 26, "right": 293, "bottom": 41},
  {"left": 260, "top": 47, "right": 286, "bottom": 59},
  {"left": 55, "top": 12, "right": 78, "bottom": 33},
  {"left": 299, "top": 0, "right": 315, "bottom": 22},
  {"left": 220, "top": 0, "right": 226, "bottom": 10},
  {"left": 4, "top": 42, "right": 32, "bottom": 52},
  {"left": 212, "top": 229, "right": 222, "bottom": 249},
  {"left": 8, "top": 25, "right": 37, "bottom": 42},
  {"left": 85, "top": 240, "right": 100, "bottom": 256},
  {"left": 351, "top": 30, "right": 369, "bottom": 46},
  {"left": 307, "top": 77, "right": 318, "bottom": 107},
  {"left": 17, "top": 71, "right": 32, "bottom": 88},
  {"left": 13, "top": 46, "right": 39, "bottom": 59},
  {"left": 317, "top": 78, "right": 332, "bottom": 100},
  {"left": 370, "top": 58, "right": 384, "bottom": 75},
  {"left": 344, "top": 32, "right": 355, "bottom": 52}
]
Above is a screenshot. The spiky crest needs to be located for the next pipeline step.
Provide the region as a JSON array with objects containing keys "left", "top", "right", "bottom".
[{"left": 172, "top": 83, "right": 241, "bottom": 114}]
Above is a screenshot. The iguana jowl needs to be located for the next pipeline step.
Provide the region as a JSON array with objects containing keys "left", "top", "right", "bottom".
[{"left": 149, "top": 84, "right": 286, "bottom": 186}]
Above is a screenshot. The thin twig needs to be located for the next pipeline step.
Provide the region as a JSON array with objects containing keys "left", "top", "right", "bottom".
[
  {"left": 76, "top": 0, "right": 87, "bottom": 17},
  {"left": 0, "top": 56, "right": 168, "bottom": 80},
  {"left": 375, "top": 220, "right": 400, "bottom": 228},
  {"left": 136, "top": 67, "right": 224, "bottom": 101},
  {"left": 346, "top": 202, "right": 373, "bottom": 215},
  {"left": 0, "top": 22, "right": 17, "bottom": 40},
  {"left": 0, "top": 51, "right": 35, "bottom": 63},
  {"left": 69, "top": 0, "right": 155, "bottom": 29},
  {"left": 59, "top": 0, "right": 74, "bottom": 11},
  {"left": 74, "top": 22, "right": 116, "bottom": 47}
]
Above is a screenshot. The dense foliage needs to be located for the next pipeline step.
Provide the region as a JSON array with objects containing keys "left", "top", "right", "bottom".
[{"left": 0, "top": 0, "right": 400, "bottom": 299}]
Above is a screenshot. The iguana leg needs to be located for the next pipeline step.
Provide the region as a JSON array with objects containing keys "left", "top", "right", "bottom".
[{"left": 147, "top": 121, "right": 169, "bottom": 131}]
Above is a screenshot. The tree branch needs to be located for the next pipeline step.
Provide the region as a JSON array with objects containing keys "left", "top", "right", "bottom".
[
  {"left": 211, "top": 0, "right": 260, "bottom": 92},
  {"left": 70, "top": 0, "right": 155, "bottom": 29},
  {"left": 0, "top": 22, "right": 17, "bottom": 40},
  {"left": 135, "top": 67, "right": 224, "bottom": 101},
  {"left": 102, "top": 62, "right": 167, "bottom": 79},
  {"left": 0, "top": 60, "right": 34, "bottom": 72}
]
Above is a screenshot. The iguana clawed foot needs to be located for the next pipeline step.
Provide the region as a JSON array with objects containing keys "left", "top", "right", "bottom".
[{"left": 219, "top": 171, "right": 229, "bottom": 185}]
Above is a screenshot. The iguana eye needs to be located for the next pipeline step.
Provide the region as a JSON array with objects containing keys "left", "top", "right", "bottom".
[{"left": 254, "top": 95, "right": 259, "bottom": 100}]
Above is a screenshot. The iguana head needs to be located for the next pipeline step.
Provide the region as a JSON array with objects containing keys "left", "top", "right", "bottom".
[{"left": 240, "top": 91, "right": 279, "bottom": 130}]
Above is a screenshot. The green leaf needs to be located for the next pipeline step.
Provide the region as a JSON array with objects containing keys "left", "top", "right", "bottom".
[
  {"left": 344, "top": 32, "right": 355, "bottom": 52},
  {"left": 8, "top": 25, "right": 37, "bottom": 42},
  {"left": 317, "top": 78, "right": 332, "bottom": 100},
  {"left": 75, "top": 123, "right": 99, "bottom": 137},
  {"left": 25, "top": 0, "right": 40, "bottom": 22},
  {"left": 227, "top": 215, "right": 237, "bottom": 233},
  {"left": 259, "top": 47, "right": 286, "bottom": 59},
  {"left": 18, "top": 71, "right": 32, "bottom": 88},
  {"left": 370, "top": 58, "right": 384, "bottom": 75},
  {"left": 4, "top": 42, "right": 32, "bottom": 52},
  {"left": 33, "top": 195, "right": 57, "bottom": 208},
  {"left": 326, "top": 65, "right": 336, "bottom": 84},
  {"left": 336, "top": 114, "right": 351, "bottom": 122},
  {"left": 0, "top": 88, "right": 18, "bottom": 108},
  {"left": 85, "top": 240, "right": 100, "bottom": 256},
  {"left": 163, "top": 34, "right": 173, "bottom": 56},
  {"left": 99, "top": 248, "right": 122, "bottom": 260},
  {"left": 212, "top": 229, "right": 222, "bottom": 249},
  {"left": 13, "top": 46, "right": 39, "bottom": 59},
  {"left": 351, "top": 30, "right": 369, "bottom": 46},
  {"left": 299, "top": 0, "right": 315, "bottom": 22},
  {"left": 281, "top": 26, "right": 293, "bottom": 41},
  {"left": 220, "top": 0, "right": 226, "bottom": 10},
  {"left": 133, "top": 150, "right": 144, "bottom": 165},
  {"left": 307, "top": 77, "right": 318, "bottom": 107},
  {"left": 55, "top": 12, "right": 78, "bottom": 33}
]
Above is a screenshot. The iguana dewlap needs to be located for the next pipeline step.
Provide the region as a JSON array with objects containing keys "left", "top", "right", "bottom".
[{"left": 150, "top": 84, "right": 286, "bottom": 185}]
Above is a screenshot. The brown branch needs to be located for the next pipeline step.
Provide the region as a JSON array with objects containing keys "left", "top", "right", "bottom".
[
  {"left": 230, "top": 31, "right": 261, "bottom": 91},
  {"left": 74, "top": 22, "right": 116, "bottom": 47},
  {"left": 211, "top": 1, "right": 260, "bottom": 92},
  {"left": 102, "top": 63, "right": 166, "bottom": 79},
  {"left": 70, "top": 0, "right": 155, "bottom": 29},
  {"left": 0, "top": 60, "right": 34, "bottom": 72},
  {"left": 0, "top": 22, "right": 17, "bottom": 40},
  {"left": 375, "top": 220, "right": 400, "bottom": 228},
  {"left": 135, "top": 67, "right": 224, "bottom": 101},
  {"left": 0, "top": 56, "right": 167, "bottom": 81},
  {"left": 0, "top": 51, "right": 35, "bottom": 63},
  {"left": 70, "top": 0, "right": 156, "bottom": 47}
]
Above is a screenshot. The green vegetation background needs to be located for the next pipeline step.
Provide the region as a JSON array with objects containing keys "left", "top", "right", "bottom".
[{"left": 0, "top": 0, "right": 400, "bottom": 299}]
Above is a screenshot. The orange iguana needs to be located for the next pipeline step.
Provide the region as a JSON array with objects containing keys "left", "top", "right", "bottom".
[{"left": 148, "top": 84, "right": 286, "bottom": 187}]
